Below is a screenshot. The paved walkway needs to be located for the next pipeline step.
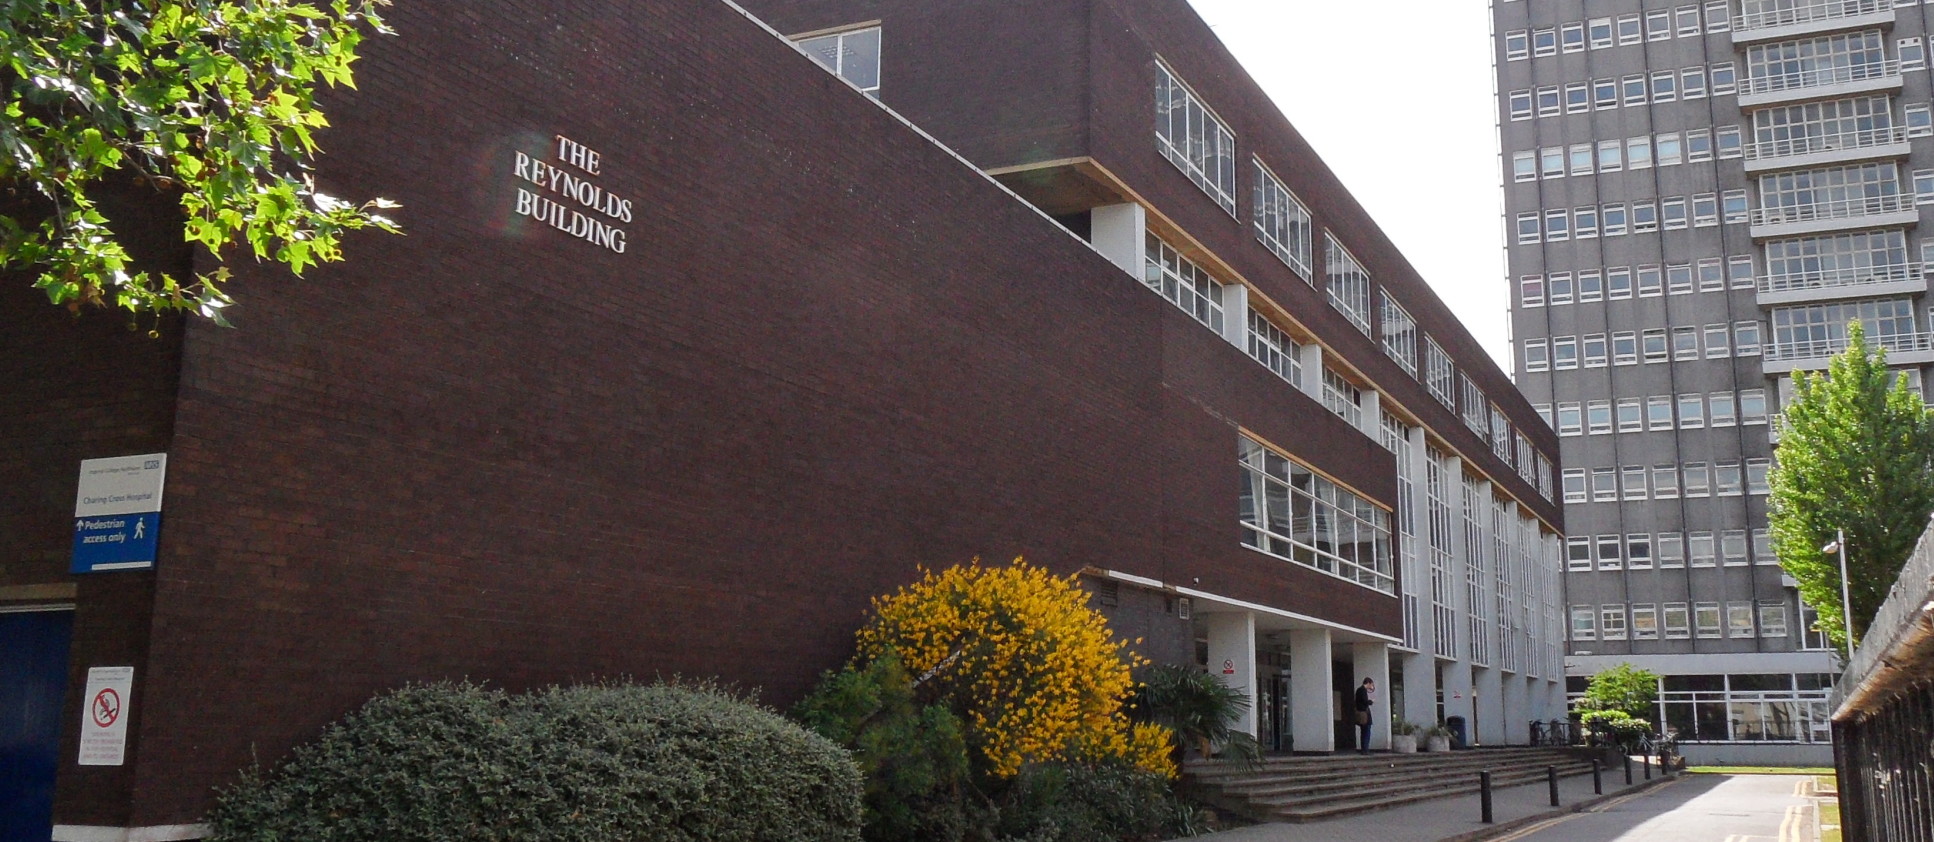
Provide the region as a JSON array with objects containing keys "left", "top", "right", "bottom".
[
  {"left": 1191, "top": 768, "right": 1665, "bottom": 842},
  {"left": 1491, "top": 774, "right": 1813, "bottom": 842},
  {"left": 1188, "top": 773, "right": 1815, "bottom": 842}
]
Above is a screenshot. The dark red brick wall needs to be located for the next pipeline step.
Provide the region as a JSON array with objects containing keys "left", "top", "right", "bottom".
[
  {"left": 740, "top": 0, "right": 1094, "bottom": 170},
  {"left": 0, "top": 186, "right": 187, "bottom": 828},
  {"left": 743, "top": 0, "right": 1562, "bottom": 525},
  {"left": 7, "top": 0, "right": 1420, "bottom": 827}
]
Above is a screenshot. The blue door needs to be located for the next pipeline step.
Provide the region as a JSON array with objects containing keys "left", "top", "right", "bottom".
[{"left": 1, "top": 610, "right": 74, "bottom": 842}]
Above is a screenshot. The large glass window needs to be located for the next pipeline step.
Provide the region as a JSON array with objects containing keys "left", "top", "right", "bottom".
[
  {"left": 1763, "top": 230, "right": 1912, "bottom": 291},
  {"left": 1247, "top": 310, "right": 1301, "bottom": 387},
  {"left": 1253, "top": 159, "right": 1312, "bottom": 279},
  {"left": 1239, "top": 434, "right": 1395, "bottom": 594},
  {"left": 1143, "top": 234, "right": 1225, "bottom": 333},
  {"left": 1771, "top": 298, "right": 1919, "bottom": 358},
  {"left": 1426, "top": 337, "right": 1456, "bottom": 409},
  {"left": 797, "top": 26, "right": 882, "bottom": 96},
  {"left": 1750, "top": 96, "right": 1896, "bottom": 159},
  {"left": 1156, "top": 62, "right": 1237, "bottom": 215},
  {"left": 1744, "top": 30, "right": 1891, "bottom": 95},
  {"left": 1381, "top": 290, "right": 1418, "bottom": 375},
  {"left": 1326, "top": 235, "right": 1372, "bottom": 335},
  {"left": 1758, "top": 161, "right": 1904, "bottom": 222}
]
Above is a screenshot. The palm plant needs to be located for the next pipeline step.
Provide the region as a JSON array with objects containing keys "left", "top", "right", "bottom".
[{"left": 1128, "top": 664, "right": 1260, "bottom": 764}]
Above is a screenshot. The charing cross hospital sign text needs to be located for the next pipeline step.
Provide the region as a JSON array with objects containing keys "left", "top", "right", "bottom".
[{"left": 513, "top": 135, "right": 632, "bottom": 254}]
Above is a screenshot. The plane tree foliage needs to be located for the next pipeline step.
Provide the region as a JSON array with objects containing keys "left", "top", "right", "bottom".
[{"left": 0, "top": 0, "right": 399, "bottom": 323}]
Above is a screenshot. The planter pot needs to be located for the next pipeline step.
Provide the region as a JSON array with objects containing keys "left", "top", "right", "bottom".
[
  {"left": 1425, "top": 736, "right": 1452, "bottom": 753},
  {"left": 1391, "top": 734, "right": 1418, "bottom": 754}
]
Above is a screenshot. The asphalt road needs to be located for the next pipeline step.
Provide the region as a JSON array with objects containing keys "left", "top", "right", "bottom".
[{"left": 1494, "top": 774, "right": 1812, "bottom": 842}]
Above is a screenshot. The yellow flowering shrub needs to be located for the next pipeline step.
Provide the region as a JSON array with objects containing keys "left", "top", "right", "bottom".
[{"left": 856, "top": 559, "right": 1176, "bottom": 780}]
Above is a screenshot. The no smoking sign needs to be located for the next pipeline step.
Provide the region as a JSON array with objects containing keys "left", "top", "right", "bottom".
[
  {"left": 79, "top": 666, "right": 133, "bottom": 766},
  {"left": 91, "top": 687, "right": 121, "bottom": 728}
]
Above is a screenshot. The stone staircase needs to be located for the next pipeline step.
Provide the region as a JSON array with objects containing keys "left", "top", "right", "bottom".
[{"left": 1183, "top": 746, "right": 1600, "bottom": 823}]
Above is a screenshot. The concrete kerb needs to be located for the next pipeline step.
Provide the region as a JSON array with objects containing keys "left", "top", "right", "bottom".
[{"left": 1438, "top": 774, "right": 1679, "bottom": 842}]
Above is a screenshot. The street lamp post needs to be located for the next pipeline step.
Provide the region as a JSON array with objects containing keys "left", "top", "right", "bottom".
[{"left": 1821, "top": 529, "right": 1856, "bottom": 659}]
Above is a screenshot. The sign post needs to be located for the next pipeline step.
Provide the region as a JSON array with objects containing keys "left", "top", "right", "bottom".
[{"left": 70, "top": 454, "right": 167, "bottom": 574}]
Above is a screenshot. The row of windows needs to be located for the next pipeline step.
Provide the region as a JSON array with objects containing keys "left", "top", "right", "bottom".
[
  {"left": 1563, "top": 458, "right": 1774, "bottom": 503},
  {"left": 1239, "top": 434, "right": 1396, "bottom": 594},
  {"left": 1503, "top": 3, "right": 1732, "bottom": 62},
  {"left": 1508, "top": 62, "right": 1737, "bottom": 120},
  {"left": 1571, "top": 601, "right": 1788, "bottom": 642},
  {"left": 1565, "top": 528, "right": 1775, "bottom": 572},
  {"left": 1521, "top": 257, "right": 1758, "bottom": 307},
  {"left": 1516, "top": 193, "right": 1749, "bottom": 244},
  {"left": 1146, "top": 229, "right": 1552, "bottom": 503},
  {"left": 1523, "top": 323, "right": 1763, "bottom": 372},
  {"left": 1538, "top": 390, "right": 1773, "bottom": 437},
  {"left": 1512, "top": 126, "right": 1742, "bottom": 182},
  {"left": 1155, "top": 61, "right": 1552, "bottom": 498}
]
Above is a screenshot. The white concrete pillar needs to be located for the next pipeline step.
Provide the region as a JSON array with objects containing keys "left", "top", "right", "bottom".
[
  {"left": 1090, "top": 203, "right": 1146, "bottom": 279},
  {"left": 1204, "top": 611, "right": 1258, "bottom": 739},
  {"left": 1502, "top": 673, "right": 1530, "bottom": 745},
  {"left": 1400, "top": 650, "right": 1438, "bottom": 732},
  {"left": 1289, "top": 628, "right": 1334, "bottom": 753},
  {"left": 1474, "top": 665, "right": 1505, "bottom": 746},
  {"left": 1357, "top": 389, "right": 1383, "bottom": 439},
  {"left": 1220, "top": 284, "right": 1249, "bottom": 349},
  {"left": 1296, "top": 343, "right": 1325, "bottom": 404},
  {"left": 1352, "top": 642, "right": 1392, "bottom": 750},
  {"left": 1440, "top": 661, "right": 1474, "bottom": 745}
]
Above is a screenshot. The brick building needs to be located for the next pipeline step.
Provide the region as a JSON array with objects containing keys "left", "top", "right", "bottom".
[{"left": 1, "top": 0, "right": 1565, "bottom": 838}]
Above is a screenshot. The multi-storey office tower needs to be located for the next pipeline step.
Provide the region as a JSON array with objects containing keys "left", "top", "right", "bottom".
[{"left": 1489, "top": 0, "right": 1934, "bottom": 765}]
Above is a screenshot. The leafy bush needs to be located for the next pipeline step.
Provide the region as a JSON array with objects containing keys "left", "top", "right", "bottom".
[
  {"left": 856, "top": 559, "right": 1173, "bottom": 778},
  {"left": 1580, "top": 664, "right": 1660, "bottom": 718},
  {"left": 793, "top": 656, "right": 978, "bottom": 842},
  {"left": 994, "top": 762, "right": 1186, "bottom": 842},
  {"left": 1580, "top": 710, "right": 1653, "bottom": 751},
  {"left": 796, "top": 559, "right": 1193, "bottom": 842},
  {"left": 208, "top": 680, "right": 862, "bottom": 842}
]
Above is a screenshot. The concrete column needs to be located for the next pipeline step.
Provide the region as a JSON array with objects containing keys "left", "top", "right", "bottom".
[
  {"left": 1357, "top": 389, "right": 1383, "bottom": 439},
  {"left": 1400, "top": 649, "right": 1438, "bottom": 731},
  {"left": 1289, "top": 628, "right": 1334, "bottom": 753},
  {"left": 1090, "top": 203, "right": 1146, "bottom": 279},
  {"left": 1352, "top": 642, "right": 1392, "bottom": 750},
  {"left": 1474, "top": 665, "right": 1505, "bottom": 746},
  {"left": 1204, "top": 611, "right": 1258, "bottom": 739},
  {"left": 1219, "top": 284, "right": 1249, "bottom": 349},
  {"left": 1440, "top": 660, "right": 1474, "bottom": 744},
  {"left": 1502, "top": 673, "right": 1530, "bottom": 745},
  {"left": 1296, "top": 342, "right": 1325, "bottom": 404}
]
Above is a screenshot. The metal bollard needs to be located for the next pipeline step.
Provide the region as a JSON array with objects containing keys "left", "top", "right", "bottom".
[
  {"left": 1644, "top": 753, "right": 1652, "bottom": 780},
  {"left": 1592, "top": 758, "right": 1603, "bottom": 794},
  {"left": 1548, "top": 765, "right": 1560, "bottom": 806},
  {"left": 1624, "top": 754, "right": 1633, "bottom": 785},
  {"left": 1480, "top": 770, "right": 1494, "bottom": 824}
]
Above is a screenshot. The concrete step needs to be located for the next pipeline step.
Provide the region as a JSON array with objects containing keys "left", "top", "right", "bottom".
[
  {"left": 1263, "top": 767, "right": 1597, "bottom": 822},
  {"left": 1182, "top": 747, "right": 1600, "bottom": 825},
  {"left": 1220, "top": 760, "right": 1593, "bottom": 800}
]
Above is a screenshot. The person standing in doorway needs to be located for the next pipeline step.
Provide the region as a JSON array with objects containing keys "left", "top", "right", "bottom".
[{"left": 1354, "top": 678, "right": 1375, "bottom": 754}]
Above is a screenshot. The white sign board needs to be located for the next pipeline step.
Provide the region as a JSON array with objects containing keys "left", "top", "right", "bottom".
[
  {"left": 74, "top": 454, "right": 167, "bottom": 516},
  {"left": 78, "top": 666, "right": 134, "bottom": 766},
  {"left": 72, "top": 454, "right": 167, "bottom": 573}
]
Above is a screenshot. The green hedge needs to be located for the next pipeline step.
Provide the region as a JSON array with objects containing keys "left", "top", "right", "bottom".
[{"left": 207, "top": 681, "right": 862, "bottom": 842}]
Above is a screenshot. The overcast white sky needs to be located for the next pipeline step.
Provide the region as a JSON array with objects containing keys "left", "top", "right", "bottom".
[{"left": 1185, "top": 1, "right": 1511, "bottom": 368}]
